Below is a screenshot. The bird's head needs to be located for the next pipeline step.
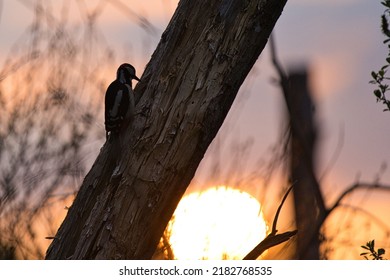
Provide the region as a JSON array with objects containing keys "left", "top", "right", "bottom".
[{"left": 117, "top": 63, "right": 141, "bottom": 86}]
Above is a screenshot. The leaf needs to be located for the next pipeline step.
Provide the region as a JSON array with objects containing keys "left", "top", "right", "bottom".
[
  {"left": 380, "top": 84, "right": 389, "bottom": 92},
  {"left": 374, "top": 89, "right": 383, "bottom": 98},
  {"left": 367, "top": 240, "right": 375, "bottom": 250},
  {"left": 371, "top": 71, "right": 378, "bottom": 80},
  {"left": 381, "top": 15, "right": 390, "bottom": 36},
  {"left": 378, "top": 248, "right": 385, "bottom": 255}
]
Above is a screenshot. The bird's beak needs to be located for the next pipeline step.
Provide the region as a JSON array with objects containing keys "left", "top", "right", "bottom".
[{"left": 134, "top": 75, "right": 141, "bottom": 82}]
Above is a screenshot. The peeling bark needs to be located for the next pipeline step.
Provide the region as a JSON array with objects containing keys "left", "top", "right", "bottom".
[{"left": 46, "top": 0, "right": 288, "bottom": 259}]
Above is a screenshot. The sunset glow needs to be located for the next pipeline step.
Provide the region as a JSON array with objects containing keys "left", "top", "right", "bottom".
[
  {"left": 0, "top": 0, "right": 389, "bottom": 261},
  {"left": 167, "top": 186, "right": 268, "bottom": 260}
]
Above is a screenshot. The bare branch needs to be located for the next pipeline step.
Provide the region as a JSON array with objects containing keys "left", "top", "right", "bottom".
[
  {"left": 243, "top": 230, "right": 297, "bottom": 260},
  {"left": 243, "top": 184, "right": 297, "bottom": 260},
  {"left": 327, "top": 183, "right": 390, "bottom": 215},
  {"left": 271, "top": 183, "right": 294, "bottom": 234}
]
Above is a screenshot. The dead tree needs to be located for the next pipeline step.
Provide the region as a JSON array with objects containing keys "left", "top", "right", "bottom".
[
  {"left": 46, "top": 0, "right": 288, "bottom": 259},
  {"left": 287, "top": 69, "right": 326, "bottom": 259},
  {"left": 269, "top": 34, "right": 326, "bottom": 258}
]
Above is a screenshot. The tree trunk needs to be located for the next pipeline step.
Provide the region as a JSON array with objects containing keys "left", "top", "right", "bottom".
[
  {"left": 287, "top": 69, "right": 326, "bottom": 259},
  {"left": 46, "top": 0, "right": 287, "bottom": 260}
]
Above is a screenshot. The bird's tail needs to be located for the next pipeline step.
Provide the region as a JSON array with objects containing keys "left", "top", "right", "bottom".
[{"left": 106, "top": 132, "right": 122, "bottom": 178}]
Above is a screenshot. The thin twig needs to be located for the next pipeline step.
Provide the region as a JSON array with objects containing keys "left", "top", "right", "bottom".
[
  {"left": 271, "top": 183, "right": 294, "bottom": 234},
  {"left": 243, "top": 183, "right": 297, "bottom": 260},
  {"left": 327, "top": 183, "right": 390, "bottom": 216}
]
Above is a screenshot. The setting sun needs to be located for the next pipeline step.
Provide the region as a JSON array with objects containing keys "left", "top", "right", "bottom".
[{"left": 167, "top": 186, "right": 268, "bottom": 260}]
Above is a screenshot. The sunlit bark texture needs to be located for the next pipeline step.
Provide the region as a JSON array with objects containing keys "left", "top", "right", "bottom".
[{"left": 46, "top": 0, "right": 287, "bottom": 259}]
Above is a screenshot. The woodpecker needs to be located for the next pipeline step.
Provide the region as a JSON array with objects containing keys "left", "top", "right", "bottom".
[{"left": 105, "top": 63, "right": 140, "bottom": 140}]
